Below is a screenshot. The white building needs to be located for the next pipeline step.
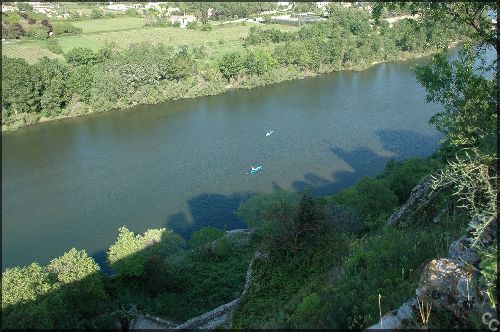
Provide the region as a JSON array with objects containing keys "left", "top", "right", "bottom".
[
  {"left": 106, "top": 4, "right": 127, "bottom": 12},
  {"left": 170, "top": 15, "right": 196, "bottom": 29}
]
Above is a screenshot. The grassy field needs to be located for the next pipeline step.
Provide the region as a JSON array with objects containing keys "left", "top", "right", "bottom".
[
  {"left": 70, "top": 17, "right": 146, "bottom": 34},
  {"left": 2, "top": 41, "right": 64, "bottom": 63},
  {"left": 2, "top": 20, "right": 299, "bottom": 63}
]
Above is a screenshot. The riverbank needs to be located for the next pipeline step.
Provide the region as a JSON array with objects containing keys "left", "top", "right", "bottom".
[{"left": 1, "top": 43, "right": 458, "bottom": 133}]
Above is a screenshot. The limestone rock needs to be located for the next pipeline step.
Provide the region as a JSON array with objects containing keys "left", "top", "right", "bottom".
[
  {"left": 387, "top": 176, "right": 446, "bottom": 227},
  {"left": 416, "top": 258, "right": 476, "bottom": 318},
  {"left": 367, "top": 313, "right": 402, "bottom": 330}
]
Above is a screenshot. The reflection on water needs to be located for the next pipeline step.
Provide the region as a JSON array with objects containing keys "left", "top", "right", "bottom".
[{"left": 2, "top": 57, "right": 446, "bottom": 269}]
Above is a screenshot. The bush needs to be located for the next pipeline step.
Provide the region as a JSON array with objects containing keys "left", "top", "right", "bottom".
[
  {"left": 2, "top": 23, "right": 25, "bottom": 39},
  {"left": 46, "top": 38, "right": 63, "bottom": 54},
  {"left": 333, "top": 177, "right": 398, "bottom": 220},
  {"left": 90, "top": 8, "right": 104, "bottom": 19},
  {"left": 201, "top": 22, "right": 212, "bottom": 31},
  {"left": 52, "top": 22, "right": 82, "bottom": 35},
  {"left": 28, "top": 26, "right": 48, "bottom": 40},
  {"left": 186, "top": 21, "right": 198, "bottom": 30},
  {"left": 189, "top": 227, "right": 228, "bottom": 260}
]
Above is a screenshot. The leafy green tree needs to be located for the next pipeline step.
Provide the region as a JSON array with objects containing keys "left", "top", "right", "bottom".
[
  {"left": 189, "top": 227, "right": 228, "bottom": 260},
  {"left": 28, "top": 26, "right": 49, "bottom": 40},
  {"left": 244, "top": 49, "right": 278, "bottom": 75},
  {"left": 413, "top": 46, "right": 496, "bottom": 153},
  {"left": 2, "top": 263, "right": 58, "bottom": 329},
  {"left": 64, "top": 47, "right": 98, "bottom": 66},
  {"left": 2, "top": 56, "right": 42, "bottom": 114},
  {"left": 218, "top": 52, "right": 245, "bottom": 80},
  {"left": 107, "top": 226, "right": 184, "bottom": 277},
  {"left": 47, "top": 248, "right": 106, "bottom": 320},
  {"left": 334, "top": 177, "right": 398, "bottom": 219}
]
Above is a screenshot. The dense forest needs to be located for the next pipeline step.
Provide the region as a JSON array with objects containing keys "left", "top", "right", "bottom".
[
  {"left": 2, "top": 4, "right": 469, "bottom": 130},
  {"left": 2, "top": 2, "right": 497, "bottom": 330}
]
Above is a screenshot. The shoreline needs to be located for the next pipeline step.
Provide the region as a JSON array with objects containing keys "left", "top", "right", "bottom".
[{"left": 1, "top": 43, "right": 458, "bottom": 133}]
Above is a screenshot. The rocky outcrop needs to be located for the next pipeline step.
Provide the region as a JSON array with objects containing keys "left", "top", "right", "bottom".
[{"left": 387, "top": 175, "right": 447, "bottom": 227}]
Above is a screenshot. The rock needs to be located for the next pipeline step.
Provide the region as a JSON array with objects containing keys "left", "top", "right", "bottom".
[
  {"left": 448, "top": 235, "right": 479, "bottom": 265},
  {"left": 416, "top": 259, "right": 476, "bottom": 318},
  {"left": 367, "top": 314, "right": 402, "bottom": 330},
  {"left": 387, "top": 176, "right": 447, "bottom": 227},
  {"left": 396, "top": 301, "right": 413, "bottom": 321}
]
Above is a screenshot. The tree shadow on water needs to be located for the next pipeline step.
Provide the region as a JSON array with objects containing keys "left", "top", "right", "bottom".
[
  {"left": 292, "top": 129, "right": 442, "bottom": 196},
  {"left": 166, "top": 192, "right": 257, "bottom": 240}
]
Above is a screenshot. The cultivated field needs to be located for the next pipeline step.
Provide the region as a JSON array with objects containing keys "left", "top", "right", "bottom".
[
  {"left": 70, "top": 17, "right": 146, "bottom": 33},
  {"left": 2, "top": 19, "right": 299, "bottom": 63}
]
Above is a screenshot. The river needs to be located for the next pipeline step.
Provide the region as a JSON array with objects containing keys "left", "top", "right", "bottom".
[{"left": 2, "top": 56, "right": 447, "bottom": 270}]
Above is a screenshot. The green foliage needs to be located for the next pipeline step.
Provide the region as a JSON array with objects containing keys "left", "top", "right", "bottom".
[
  {"left": 28, "top": 26, "right": 48, "bottom": 40},
  {"left": 107, "top": 226, "right": 184, "bottom": 277},
  {"left": 218, "top": 51, "right": 245, "bottom": 80},
  {"left": 46, "top": 38, "right": 63, "bottom": 54},
  {"left": 186, "top": 21, "right": 198, "bottom": 30},
  {"left": 244, "top": 49, "right": 278, "bottom": 75},
  {"left": 478, "top": 245, "right": 497, "bottom": 308},
  {"left": 413, "top": 46, "right": 497, "bottom": 153},
  {"left": 52, "top": 22, "right": 83, "bottom": 35},
  {"left": 201, "top": 22, "right": 212, "bottom": 31},
  {"left": 64, "top": 47, "right": 99, "bottom": 66},
  {"left": 17, "top": 2, "right": 33, "bottom": 12},
  {"left": 90, "top": 8, "right": 104, "bottom": 19},
  {"left": 2, "top": 22, "right": 25, "bottom": 39},
  {"left": 333, "top": 177, "right": 398, "bottom": 219},
  {"left": 381, "top": 157, "right": 443, "bottom": 203},
  {"left": 2, "top": 56, "right": 42, "bottom": 114}
]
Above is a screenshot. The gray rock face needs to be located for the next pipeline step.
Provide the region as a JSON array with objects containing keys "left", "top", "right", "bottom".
[
  {"left": 367, "top": 313, "right": 402, "bottom": 330},
  {"left": 387, "top": 175, "right": 445, "bottom": 227},
  {"left": 416, "top": 258, "right": 476, "bottom": 316}
]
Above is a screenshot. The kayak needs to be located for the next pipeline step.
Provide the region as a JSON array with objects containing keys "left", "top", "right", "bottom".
[{"left": 250, "top": 166, "right": 263, "bottom": 173}]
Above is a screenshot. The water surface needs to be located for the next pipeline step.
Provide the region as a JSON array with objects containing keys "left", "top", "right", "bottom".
[{"left": 2, "top": 57, "right": 446, "bottom": 269}]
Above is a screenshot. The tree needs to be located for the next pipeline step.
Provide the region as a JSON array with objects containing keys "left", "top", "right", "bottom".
[
  {"left": 334, "top": 177, "right": 398, "bottom": 219},
  {"left": 2, "top": 263, "right": 57, "bottom": 329},
  {"left": 244, "top": 49, "right": 278, "bottom": 76},
  {"left": 1, "top": 56, "right": 42, "bottom": 114},
  {"left": 218, "top": 52, "right": 245, "bottom": 80},
  {"left": 47, "top": 248, "right": 106, "bottom": 320},
  {"left": 64, "top": 47, "right": 98, "bottom": 66},
  {"left": 413, "top": 46, "right": 496, "bottom": 153},
  {"left": 107, "top": 226, "right": 184, "bottom": 278}
]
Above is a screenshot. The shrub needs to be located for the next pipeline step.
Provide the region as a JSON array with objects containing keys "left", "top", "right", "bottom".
[
  {"left": 28, "top": 26, "right": 48, "bottom": 40},
  {"left": 52, "top": 22, "right": 82, "bottom": 35},
  {"left": 46, "top": 38, "right": 63, "bottom": 54},
  {"left": 186, "top": 21, "right": 198, "bottom": 30}
]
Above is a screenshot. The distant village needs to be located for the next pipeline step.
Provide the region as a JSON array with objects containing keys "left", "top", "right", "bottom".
[{"left": 2, "top": 2, "right": 375, "bottom": 28}]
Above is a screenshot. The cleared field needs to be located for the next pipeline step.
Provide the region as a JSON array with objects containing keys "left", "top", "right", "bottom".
[
  {"left": 70, "top": 17, "right": 146, "bottom": 34},
  {"left": 2, "top": 22, "right": 299, "bottom": 63},
  {"left": 2, "top": 42, "right": 63, "bottom": 63},
  {"left": 87, "top": 23, "right": 297, "bottom": 48}
]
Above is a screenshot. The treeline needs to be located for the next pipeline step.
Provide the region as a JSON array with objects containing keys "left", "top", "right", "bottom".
[
  {"left": 2, "top": 6, "right": 468, "bottom": 130},
  {"left": 1, "top": 11, "right": 82, "bottom": 40},
  {"left": 2, "top": 225, "right": 254, "bottom": 329}
]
